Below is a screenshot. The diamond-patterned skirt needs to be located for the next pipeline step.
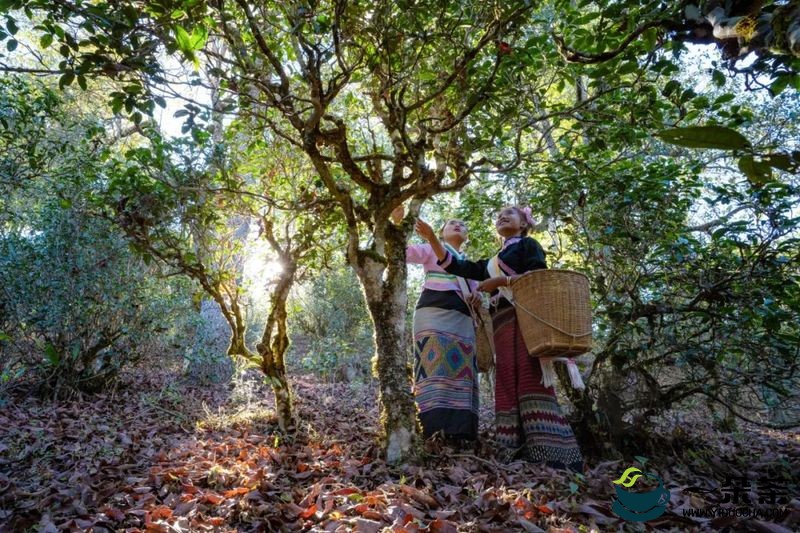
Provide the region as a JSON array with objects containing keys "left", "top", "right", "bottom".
[
  {"left": 493, "top": 305, "right": 584, "bottom": 470},
  {"left": 413, "top": 290, "right": 478, "bottom": 440}
]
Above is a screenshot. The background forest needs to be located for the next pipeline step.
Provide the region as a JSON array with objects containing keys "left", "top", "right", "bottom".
[{"left": 1, "top": 0, "right": 799, "bottom": 531}]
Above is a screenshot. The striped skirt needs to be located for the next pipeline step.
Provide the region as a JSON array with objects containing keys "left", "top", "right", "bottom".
[
  {"left": 413, "top": 289, "right": 479, "bottom": 440},
  {"left": 493, "top": 305, "right": 584, "bottom": 470}
]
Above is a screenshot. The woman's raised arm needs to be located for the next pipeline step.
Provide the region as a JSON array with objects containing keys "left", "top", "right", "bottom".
[{"left": 415, "top": 218, "right": 489, "bottom": 281}]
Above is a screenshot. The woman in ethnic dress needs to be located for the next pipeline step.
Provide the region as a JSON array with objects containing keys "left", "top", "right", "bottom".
[
  {"left": 414, "top": 206, "right": 584, "bottom": 470},
  {"left": 393, "top": 207, "right": 480, "bottom": 442}
]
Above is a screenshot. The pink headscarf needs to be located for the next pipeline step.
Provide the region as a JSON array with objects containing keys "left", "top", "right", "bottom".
[{"left": 518, "top": 206, "right": 535, "bottom": 229}]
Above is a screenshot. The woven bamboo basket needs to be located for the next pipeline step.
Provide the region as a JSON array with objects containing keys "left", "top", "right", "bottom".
[
  {"left": 509, "top": 269, "right": 592, "bottom": 358},
  {"left": 474, "top": 306, "right": 495, "bottom": 372}
]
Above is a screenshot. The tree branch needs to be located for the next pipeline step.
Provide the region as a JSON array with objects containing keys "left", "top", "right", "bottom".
[
  {"left": 552, "top": 19, "right": 665, "bottom": 64},
  {"left": 404, "top": 5, "right": 531, "bottom": 112}
]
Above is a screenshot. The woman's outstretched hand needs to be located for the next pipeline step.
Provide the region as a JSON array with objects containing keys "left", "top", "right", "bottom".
[
  {"left": 476, "top": 276, "right": 508, "bottom": 293},
  {"left": 415, "top": 218, "right": 448, "bottom": 262},
  {"left": 414, "top": 219, "right": 435, "bottom": 242}
]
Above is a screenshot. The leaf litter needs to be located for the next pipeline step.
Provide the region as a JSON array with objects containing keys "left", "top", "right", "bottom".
[{"left": 0, "top": 368, "right": 797, "bottom": 532}]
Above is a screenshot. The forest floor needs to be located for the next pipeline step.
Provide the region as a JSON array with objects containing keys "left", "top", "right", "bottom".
[{"left": 0, "top": 367, "right": 798, "bottom": 532}]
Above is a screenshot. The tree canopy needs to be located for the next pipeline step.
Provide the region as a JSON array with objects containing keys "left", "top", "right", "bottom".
[{"left": 1, "top": 0, "right": 798, "bottom": 463}]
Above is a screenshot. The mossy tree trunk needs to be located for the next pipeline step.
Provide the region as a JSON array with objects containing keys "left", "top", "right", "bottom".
[{"left": 354, "top": 225, "right": 419, "bottom": 464}]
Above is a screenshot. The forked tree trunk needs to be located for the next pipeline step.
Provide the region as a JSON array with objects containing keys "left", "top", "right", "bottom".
[
  {"left": 211, "top": 274, "right": 294, "bottom": 431},
  {"left": 257, "top": 265, "right": 296, "bottom": 432},
  {"left": 354, "top": 228, "right": 419, "bottom": 464}
]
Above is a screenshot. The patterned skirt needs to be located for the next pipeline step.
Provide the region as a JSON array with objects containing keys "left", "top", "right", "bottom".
[
  {"left": 413, "top": 289, "right": 479, "bottom": 440},
  {"left": 493, "top": 305, "right": 584, "bottom": 470}
]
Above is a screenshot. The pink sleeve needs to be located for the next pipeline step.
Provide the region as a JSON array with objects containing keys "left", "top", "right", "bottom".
[{"left": 406, "top": 244, "right": 432, "bottom": 265}]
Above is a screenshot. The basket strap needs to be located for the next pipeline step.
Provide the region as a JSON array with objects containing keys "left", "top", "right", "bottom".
[
  {"left": 512, "top": 300, "right": 592, "bottom": 338},
  {"left": 456, "top": 276, "right": 476, "bottom": 324},
  {"left": 455, "top": 275, "right": 496, "bottom": 357}
]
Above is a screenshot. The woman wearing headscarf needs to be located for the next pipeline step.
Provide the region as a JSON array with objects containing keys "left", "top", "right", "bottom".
[
  {"left": 393, "top": 207, "right": 480, "bottom": 442},
  {"left": 415, "top": 206, "right": 584, "bottom": 470}
]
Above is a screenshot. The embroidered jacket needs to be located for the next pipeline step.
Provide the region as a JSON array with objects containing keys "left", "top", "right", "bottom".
[{"left": 436, "top": 236, "right": 547, "bottom": 306}]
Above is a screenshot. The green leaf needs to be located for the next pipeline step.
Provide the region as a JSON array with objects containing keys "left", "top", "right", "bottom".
[
  {"left": 6, "top": 17, "right": 18, "bottom": 35},
  {"left": 174, "top": 25, "right": 191, "bottom": 50},
  {"left": 656, "top": 126, "right": 750, "bottom": 150},
  {"left": 679, "top": 88, "right": 697, "bottom": 103},
  {"left": 634, "top": 455, "right": 649, "bottom": 465},
  {"left": 770, "top": 74, "right": 794, "bottom": 96},
  {"left": 714, "top": 93, "right": 735, "bottom": 106},
  {"left": 617, "top": 60, "right": 639, "bottom": 75},
  {"left": 77, "top": 74, "right": 87, "bottom": 90},
  {"left": 174, "top": 24, "right": 207, "bottom": 53},
  {"left": 44, "top": 343, "right": 60, "bottom": 366},
  {"left": 59, "top": 72, "right": 75, "bottom": 89},
  {"left": 40, "top": 33, "right": 53, "bottom": 48},
  {"left": 0, "top": 331, "right": 10, "bottom": 342},
  {"left": 642, "top": 27, "right": 657, "bottom": 51},
  {"left": 691, "top": 95, "right": 709, "bottom": 109},
  {"left": 59, "top": 198, "right": 72, "bottom": 208},
  {"left": 683, "top": 110, "right": 700, "bottom": 123},
  {"left": 6, "top": 38, "right": 17, "bottom": 51},
  {"left": 738, "top": 156, "right": 773, "bottom": 185},
  {"left": 761, "top": 153, "right": 795, "bottom": 172},
  {"left": 191, "top": 127, "right": 209, "bottom": 143},
  {"left": 123, "top": 83, "right": 142, "bottom": 95},
  {"left": 662, "top": 79, "right": 680, "bottom": 97},
  {"left": 712, "top": 70, "right": 726, "bottom": 87}
]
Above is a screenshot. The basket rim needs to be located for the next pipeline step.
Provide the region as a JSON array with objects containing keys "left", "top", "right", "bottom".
[{"left": 510, "top": 268, "right": 590, "bottom": 284}]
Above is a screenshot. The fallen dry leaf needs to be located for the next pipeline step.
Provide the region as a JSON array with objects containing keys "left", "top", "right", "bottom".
[{"left": 0, "top": 370, "right": 796, "bottom": 533}]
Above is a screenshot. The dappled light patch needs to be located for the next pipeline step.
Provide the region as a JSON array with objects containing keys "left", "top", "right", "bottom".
[{"left": 195, "top": 406, "right": 278, "bottom": 433}]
